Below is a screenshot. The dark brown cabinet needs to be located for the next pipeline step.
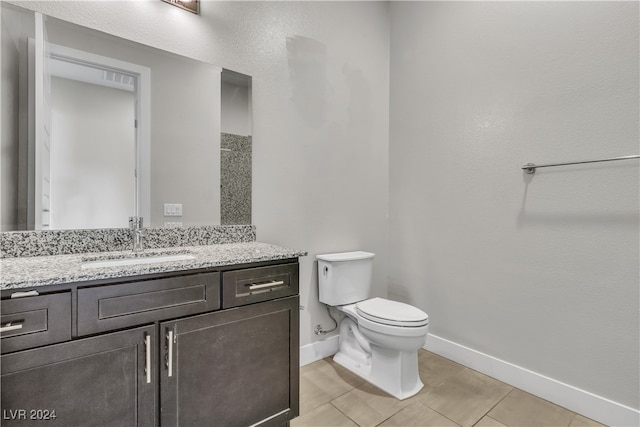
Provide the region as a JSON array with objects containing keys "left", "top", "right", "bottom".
[
  {"left": 1, "top": 325, "right": 157, "bottom": 427},
  {"left": 222, "top": 263, "right": 299, "bottom": 308},
  {"left": 161, "top": 296, "right": 299, "bottom": 426},
  {"left": 77, "top": 272, "right": 220, "bottom": 336},
  {"left": 1, "top": 259, "right": 300, "bottom": 427},
  {"left": 0, "top": 291, "right": 71, "bottom": 353}
]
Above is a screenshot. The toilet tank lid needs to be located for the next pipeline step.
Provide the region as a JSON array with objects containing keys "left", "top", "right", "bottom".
[{"left": 316, "top": 251, "right": 375, "bottom": 262}]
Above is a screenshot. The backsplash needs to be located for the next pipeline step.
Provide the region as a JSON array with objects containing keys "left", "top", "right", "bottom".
[{"left": 0, "top": 225, "right": 256, "bottom": 258}]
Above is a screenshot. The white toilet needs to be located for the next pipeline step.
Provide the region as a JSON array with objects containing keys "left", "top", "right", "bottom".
[{"left": 316, "top": 251, "right": 429, "bottom": 400}]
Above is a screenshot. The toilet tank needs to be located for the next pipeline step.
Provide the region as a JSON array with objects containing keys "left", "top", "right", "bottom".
[{"left": 316, "top": 251, "right": 375, "bottom": 306}]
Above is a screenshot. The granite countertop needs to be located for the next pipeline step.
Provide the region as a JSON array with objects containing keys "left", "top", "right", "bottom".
[{"left": 0, "top": 242, "right": 307, "bottom": 290}]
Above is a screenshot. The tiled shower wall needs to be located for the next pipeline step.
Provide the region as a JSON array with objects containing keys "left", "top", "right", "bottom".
[{"left": 221, "top": 132, "right": 252, "bottom": 225}]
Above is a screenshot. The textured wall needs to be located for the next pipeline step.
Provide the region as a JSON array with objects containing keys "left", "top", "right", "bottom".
[
  {"left": 12, "top": 1, "right": 391, "bottom": 349},
  {"left": 389, "top": 1, "right": 639, "bottom": 409}
]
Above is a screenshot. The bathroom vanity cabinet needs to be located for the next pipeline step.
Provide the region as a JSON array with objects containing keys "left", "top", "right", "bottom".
[{"left": 0, "top": 259, "right": 300, "bottom": 427}]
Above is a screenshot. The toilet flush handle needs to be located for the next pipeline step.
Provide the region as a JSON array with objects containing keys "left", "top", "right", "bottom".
[{"left": 323, "top": 266, "right": 329, "bottom": 276}]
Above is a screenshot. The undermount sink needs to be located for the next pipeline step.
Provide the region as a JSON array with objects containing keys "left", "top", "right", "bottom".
[{"left": 81, "top": 254, "right": 196, "bottom": 269}]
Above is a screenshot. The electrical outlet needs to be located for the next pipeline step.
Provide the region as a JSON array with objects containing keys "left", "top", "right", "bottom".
[{"left": 164, "top": 203, "right": 182, "bottom": 217}]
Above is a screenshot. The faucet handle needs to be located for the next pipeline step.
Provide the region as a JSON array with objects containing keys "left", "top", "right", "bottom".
[
  {"left": 129, "top": 216, "right": 143, "bottom": 229},
  {"left": 130, "top": 216, "right": 145, "bottom": 252}
]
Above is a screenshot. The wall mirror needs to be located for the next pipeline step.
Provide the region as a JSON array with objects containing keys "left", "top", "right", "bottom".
[{"left": 1, "top": 2, "right": 252, "bottom": 232}]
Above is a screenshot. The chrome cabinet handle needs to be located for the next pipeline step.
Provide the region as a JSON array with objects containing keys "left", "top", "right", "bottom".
[
  {"left": 0, "top": 322, "right": 23, "bottom": 333},
  {"left": 10, "top": 290, "right": 39, "bottom": 299},
  {"left": 167, "top": 329, "right": 174, "bottom": 378},
  {"left": 248, "top": 280, "right": 285, "bottom": 291},
  {"left": 144, "top": 334, "right": 151, "bottom": 384}
]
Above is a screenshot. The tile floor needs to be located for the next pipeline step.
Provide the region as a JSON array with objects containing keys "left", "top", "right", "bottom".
[{"left": 292, "top": 350, "right": 606, "bottom": 427}]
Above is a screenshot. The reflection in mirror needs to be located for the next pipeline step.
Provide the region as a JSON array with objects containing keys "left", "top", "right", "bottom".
[
  {"left": 0, "top": 3, "right": 252, "bottom": 232},
  {"left": 162, "top": 0, "right": 200, "bottom": 15},
  {"left": 221, "top": 69, "right": 252, "bottom": 225},
  {"left": 48, "top": 43, "right": 144, "bottom": 230},
  {"left": 51, "top": 75, "right": 136, "bottom": 229}
]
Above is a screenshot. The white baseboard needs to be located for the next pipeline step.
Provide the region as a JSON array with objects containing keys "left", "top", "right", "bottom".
[
  {"left": 425, "top": 334, "right": 640, "bottom": 427},
  {"left": 300, "top": 335, "right": 339, "bottom": 366}
]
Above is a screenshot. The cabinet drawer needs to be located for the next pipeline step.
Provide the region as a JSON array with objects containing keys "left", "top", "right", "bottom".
[
  {"left": 1, "top": 292, "right": 71, "bottom": 354},
  {"left": 222, "top": 263, "right": 298, "bottom": 308},
  {"left": 78, "top": 272, "right": 220, "bottom": 336}
]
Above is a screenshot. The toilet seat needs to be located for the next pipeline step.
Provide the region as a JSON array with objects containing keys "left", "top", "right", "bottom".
[{"left": 356, "top": 297, "right": 429, "bottom": 327}]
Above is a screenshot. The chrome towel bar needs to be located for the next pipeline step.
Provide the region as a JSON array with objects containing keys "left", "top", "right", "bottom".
[{"left": 522, "top": 155, "right": 640, "bottom": 174}]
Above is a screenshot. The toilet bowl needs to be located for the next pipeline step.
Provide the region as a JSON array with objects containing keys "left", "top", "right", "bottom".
[
  {"left": 316, "top": 251, "right": 429, "bottom": 400},
  {"left": 335, "top": 298, "right": 429, "bottom": 400}
]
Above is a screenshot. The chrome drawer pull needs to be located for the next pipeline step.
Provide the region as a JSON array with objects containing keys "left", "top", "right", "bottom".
[
  {"left": 0, "top": 322, "right": 24, "bottom": 333},
  {"left": 10, "top": 290, "right": 39, "bottom": 299},
  {"left": 167, "top": 329, "right": 174, "bottom": 378},
  {"left": 248, "top": 280, "right": 285, "bottom": 291},
  {"left": 144, "top": 334, "right": 151, "bottom": 384}
]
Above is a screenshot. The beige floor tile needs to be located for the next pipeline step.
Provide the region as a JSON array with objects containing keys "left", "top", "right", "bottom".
[
  {"left": 331, "top": 381, "right": 422, "bottom": 427},
  {"left": 378, "top": 401, "right": 461, "bottom": 427},
  {"left": 569, "top": 414, "right": 607, "bottom": 427},
  {"left": 474, "top": 415, "right": 508, "bottom": 427},
  {"left": 291, "top": 403, "right": 358, "bottom": 427},
  {"left": 299, "top": 376, "right": 335, "bottom": 416},
  {"left": 418, "top": 350, "right": 466, "bottom": 391},
  {"left": 298, "top": 353, "right": 605, "bottom": 427},
  {"left": 488, "top": 389, "right": 575, "bottom": 427},
  {"left": 299, "top": 357, "right": 365, "bottom": 414},
  {"left": 419, "top": 368, "right": 512, "bottom": 427},
  {"left": 301, "top": 357, "right": 366, "bottom": 391}
]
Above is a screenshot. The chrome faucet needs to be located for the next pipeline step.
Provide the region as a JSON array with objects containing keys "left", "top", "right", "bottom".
[{"left": 128, "top": 216, "right": 145, "bottom": 252}]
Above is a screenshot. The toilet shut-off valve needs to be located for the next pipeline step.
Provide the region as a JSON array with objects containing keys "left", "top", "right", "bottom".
[{"left": 314, "top": 305, "right": 338, "bottom": 335}]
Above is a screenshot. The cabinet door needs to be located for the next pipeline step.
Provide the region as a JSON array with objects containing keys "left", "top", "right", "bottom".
[
  {"left": 1, "top": 325, "right": 156, "bottom": 427},
  {"left": 161, "top": 296, "right": 299, "bottom": 427}
]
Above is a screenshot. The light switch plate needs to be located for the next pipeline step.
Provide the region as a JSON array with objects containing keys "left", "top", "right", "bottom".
[{"left": 164, "top": 203, "right": 182, "bottom": 216}]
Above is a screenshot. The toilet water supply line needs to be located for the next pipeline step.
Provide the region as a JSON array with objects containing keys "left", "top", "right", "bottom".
[
  {"left": 314, "top": 305, "right": 338, "bottom": 335},
  {"left": 314, "top": 306, "right": 372, "bottom": 354}
]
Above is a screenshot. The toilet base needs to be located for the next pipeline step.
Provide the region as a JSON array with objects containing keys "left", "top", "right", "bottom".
[{"left": 333, "top": 345, "right": 424, "bottom": 400}]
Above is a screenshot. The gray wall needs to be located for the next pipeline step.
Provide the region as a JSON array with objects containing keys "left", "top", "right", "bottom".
[
  {"left": 221, "top": 80, "right": 250, "bottom": 136},
  {"left": 1, "top": 7, "right": 19, "bottom": 231},
  {"left": 13, "top": 0, "right": 391, "bottom": 349},
  {"left": 1, "top": 5, "right": 33, "bottom": 231},
  {"left": 389, "top": 1, "right": 639, "bottom": 409}
]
